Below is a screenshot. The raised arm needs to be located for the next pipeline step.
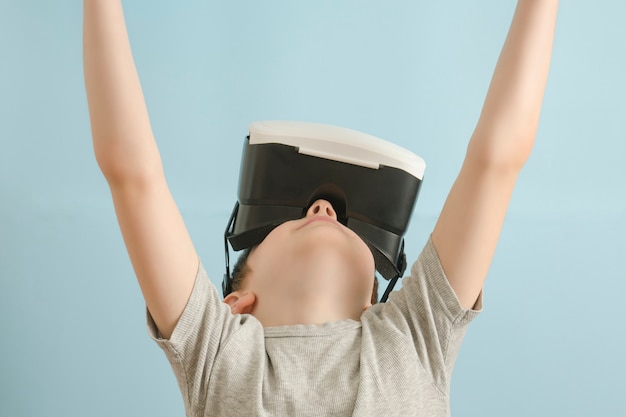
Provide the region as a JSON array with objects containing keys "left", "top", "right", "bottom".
[
  {"left": 431, "top": 0, "right": 559, "bottom": 308},
  {"left": 83, "top": 0, "right": 198, "bottom": 338}
]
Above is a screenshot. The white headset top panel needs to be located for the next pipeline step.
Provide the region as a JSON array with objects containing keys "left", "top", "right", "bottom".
[{"left": 248, "top": 121, "right": 426, "bottom": 180}]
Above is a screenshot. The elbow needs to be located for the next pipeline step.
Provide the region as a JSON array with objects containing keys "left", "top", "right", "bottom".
[
  {"left": 467, "top": 125, "right": 538, "bottom": 173},
  {"left": 94, "top": 146, "right": 164, "bottom": 187}
]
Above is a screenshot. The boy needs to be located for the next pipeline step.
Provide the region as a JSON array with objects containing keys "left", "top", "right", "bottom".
[{"left": 83, "top": 1, "right": 559, "bottom": 416}]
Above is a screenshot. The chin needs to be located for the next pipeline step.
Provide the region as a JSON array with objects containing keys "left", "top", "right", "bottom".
[{"left": 299, "top": 231, "right": 371, "bottom": 265}]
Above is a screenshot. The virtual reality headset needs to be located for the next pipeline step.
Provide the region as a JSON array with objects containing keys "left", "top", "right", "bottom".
[{"left": 223, "top": 121, "right": 425, "bottom": 302}]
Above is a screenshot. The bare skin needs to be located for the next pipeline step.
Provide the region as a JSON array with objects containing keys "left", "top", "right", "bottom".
[
  {"left": 431, "top": 0, "right": 559, "bottom": 309},
  {"left": 83, "top": 0, "right": 559, "bottom": 337},
  {"left": 223, "top": 199, "right": 376, "bottom": 327}
]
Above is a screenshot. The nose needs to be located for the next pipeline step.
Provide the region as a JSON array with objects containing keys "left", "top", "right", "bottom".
[{"left": 306, "top": 199, "right": 337, "bottom": 220}]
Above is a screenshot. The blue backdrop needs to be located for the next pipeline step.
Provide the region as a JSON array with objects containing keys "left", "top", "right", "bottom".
[{"left": 1, "top": 1, "right": 625, "bottom": 416}]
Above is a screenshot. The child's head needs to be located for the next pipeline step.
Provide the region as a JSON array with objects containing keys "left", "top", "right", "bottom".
[{"left": 223, "top": 199, "right": 377, "bottom": 327}]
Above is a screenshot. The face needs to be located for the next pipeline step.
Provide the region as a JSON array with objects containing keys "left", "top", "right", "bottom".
[{"left": 244, "top": 199, "right": 376, "bottom": 307}]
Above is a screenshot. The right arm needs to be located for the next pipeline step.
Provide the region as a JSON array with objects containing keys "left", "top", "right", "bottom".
[{"left": 83, "top": 0, "right": 198, "bottom": 339}]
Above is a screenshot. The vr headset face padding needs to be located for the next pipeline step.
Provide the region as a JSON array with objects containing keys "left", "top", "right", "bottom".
[{"left": 224, "top": 121, "right": 425, "bottom": 296}]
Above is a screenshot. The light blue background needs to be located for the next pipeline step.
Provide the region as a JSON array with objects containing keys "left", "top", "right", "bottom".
[{"left": 1, "top": 1, "right": 625, "bottom": 416}]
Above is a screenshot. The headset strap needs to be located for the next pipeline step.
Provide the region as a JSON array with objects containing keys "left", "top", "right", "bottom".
[
  {"left": 222, "top": 202, "right": 240, "bottom": 297},
  {"left": 379, "top": 241, "right": 406, "bottom": 302}
]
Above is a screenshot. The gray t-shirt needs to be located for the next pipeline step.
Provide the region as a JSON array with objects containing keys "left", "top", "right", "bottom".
[{"left": 148, "top": 237, "right": 482, "bottom": 417}]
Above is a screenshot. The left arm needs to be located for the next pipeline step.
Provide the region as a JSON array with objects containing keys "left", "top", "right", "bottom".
[{"left": 431, "top": 0, "right": 559, "bottom": 308}]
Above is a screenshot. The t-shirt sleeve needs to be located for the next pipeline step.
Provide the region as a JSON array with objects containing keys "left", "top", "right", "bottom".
[
  {"left": 146, "top": 262, "right": 256, "bottom": 411},
  {"left": 369, "top": 236, "right": 482, "bottom": 389}
]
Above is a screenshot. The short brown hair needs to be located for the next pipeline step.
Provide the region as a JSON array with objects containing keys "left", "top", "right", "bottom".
[{"left": 230, "top": 248, "right": 379, "bottom": 304}]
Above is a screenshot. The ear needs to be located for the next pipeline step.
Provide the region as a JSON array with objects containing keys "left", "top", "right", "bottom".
[{"left": 223, "top": 291, "right": 256, "bottom": 315}]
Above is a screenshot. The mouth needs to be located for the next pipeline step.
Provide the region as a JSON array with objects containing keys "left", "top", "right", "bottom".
[{"left": 299, "top": 216, "right": 341, "bottom": 229}]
